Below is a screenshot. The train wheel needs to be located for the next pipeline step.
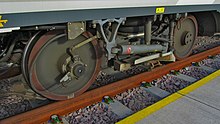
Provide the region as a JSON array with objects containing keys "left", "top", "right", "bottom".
[
  {"left": 23, "top": 30, "right": 100, "bottom": 100},
  {"left": 173, "top": 16, "right": 198, "bottom": 60}
]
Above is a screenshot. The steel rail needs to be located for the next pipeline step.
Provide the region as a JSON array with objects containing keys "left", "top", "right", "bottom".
[{"left": 1, "top": 46, "right": 220, "bottom": 124}]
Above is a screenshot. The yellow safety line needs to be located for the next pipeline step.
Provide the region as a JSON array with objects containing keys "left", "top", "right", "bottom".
[
  {"left": 179, "top": 70, "right": 220, "bottom": 95},
  {"left": 117, "top": 70, "right": 220, "bottom": 124}
]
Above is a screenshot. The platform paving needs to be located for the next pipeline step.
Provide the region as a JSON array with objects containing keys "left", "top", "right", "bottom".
[{"left": 137, "top": 75, "right": 220, "bottom": 124}]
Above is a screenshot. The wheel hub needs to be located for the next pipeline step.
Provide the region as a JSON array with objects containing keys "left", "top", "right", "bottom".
[
  {"left": 182, "top": 32, "right": 193, "bottom": 45},
  {"left": 73, "top": 64, "right": 85, "bottom": 77},
  {"left": 60, "top": 55, "right": 86, "bottom": 79}
]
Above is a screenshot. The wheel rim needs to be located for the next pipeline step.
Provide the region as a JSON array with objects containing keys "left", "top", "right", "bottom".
[
  {"left": 22, "top": 31, "right": 44, "bottom": 84},
  {"left": 22, "top": 31, "right": 59, "bottom": 84},
  {"left": 173, "top": 16, "right": 198, "bottom": 60},
  {"left": 25, "top": 31, "right": 100, "bottom": 100}
]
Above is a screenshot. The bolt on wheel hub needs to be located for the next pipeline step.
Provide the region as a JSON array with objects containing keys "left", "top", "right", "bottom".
[{"left": 182, "top": 32, "right": 193, "bottom": 45}]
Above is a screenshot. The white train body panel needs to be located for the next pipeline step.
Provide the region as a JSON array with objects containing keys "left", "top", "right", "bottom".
[{"left": 0, "top": 0, "right": 220, "bottom": 14}]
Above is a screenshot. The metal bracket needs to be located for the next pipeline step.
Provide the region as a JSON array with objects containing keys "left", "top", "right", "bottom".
[
  {"left": 67, "top": 22, "right": 85, "bottom": 40},
  {"left": 134, "top": 51, "right": 174, "bottom": 65},
  {"left": 114, "top": 60, "right": 131, "bottom": 71},
  {"left": 93, "top": 18, "right": 126, "bottom": 60},
  {"left": 70, "top": 35, "right": 98, "bottom": 54}
]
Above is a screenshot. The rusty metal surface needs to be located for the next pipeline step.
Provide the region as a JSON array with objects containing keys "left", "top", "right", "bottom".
[{"left": 1, "top": 46, "right": 220, "bottom": 124}]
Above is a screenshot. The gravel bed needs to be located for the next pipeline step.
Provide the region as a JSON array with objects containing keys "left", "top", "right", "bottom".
[
  {"left": 90, "top": 71, "right": 117, "bottom": 90},
  {"left": 0, "top": 75, "right": 22, "bottom": 92},
  {"left": 199, "top": 58, "right": 220, "bottom": 70},
  {"left": 114, "top": 87, "right": 157, "bottom": 112},
  {"left": 91, "top": 66, "right": 148, "bottom": 90},
  {"left": 66, "top": 103, "right": 120, "bottom": 124},
  {"left": 152, "top": 75, "right": 191, "bottom": 93},
  {"left": 179, "top": 66, "right": 210, "bottom": 80},
  {"left": 215, "top": 54, "right": 220, "bottom": 58},
  {"left": 0, "top": 75, "right": 51, "bottom": 120},
  {"left": 0, "top": 94, "right": 32, "bottom": 120},
  {"left": 122, "top": 66, "right": 148, "bottom": 76},
  {"left": 193, "top": 37, "right": 220, "bottom": 54}
]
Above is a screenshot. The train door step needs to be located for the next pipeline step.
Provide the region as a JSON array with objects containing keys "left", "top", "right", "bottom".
[
  {"left": 142, "top": 86, "right": 171, "bottom": 99},
  {"left": 171, "top": 73, "right": 197, "bottom": 83},
  {"left": 103, "top": 97, "right": 134, "bottom": 119}
]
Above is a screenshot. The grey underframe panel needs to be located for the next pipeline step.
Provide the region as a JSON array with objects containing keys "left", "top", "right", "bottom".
[{"left": 1, "top": 4, "right": 220, "bottom": 28}]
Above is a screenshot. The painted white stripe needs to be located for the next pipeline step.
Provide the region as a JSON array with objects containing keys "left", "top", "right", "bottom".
[
  {"left": 0, "top": 27, "right": 20, "bottom": 33},
  {"left": 0, "top": 0, "right": 211, "bottom": 14},
  {"left": 177, "top": 0, "right": 215, "bottom": 5}
]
